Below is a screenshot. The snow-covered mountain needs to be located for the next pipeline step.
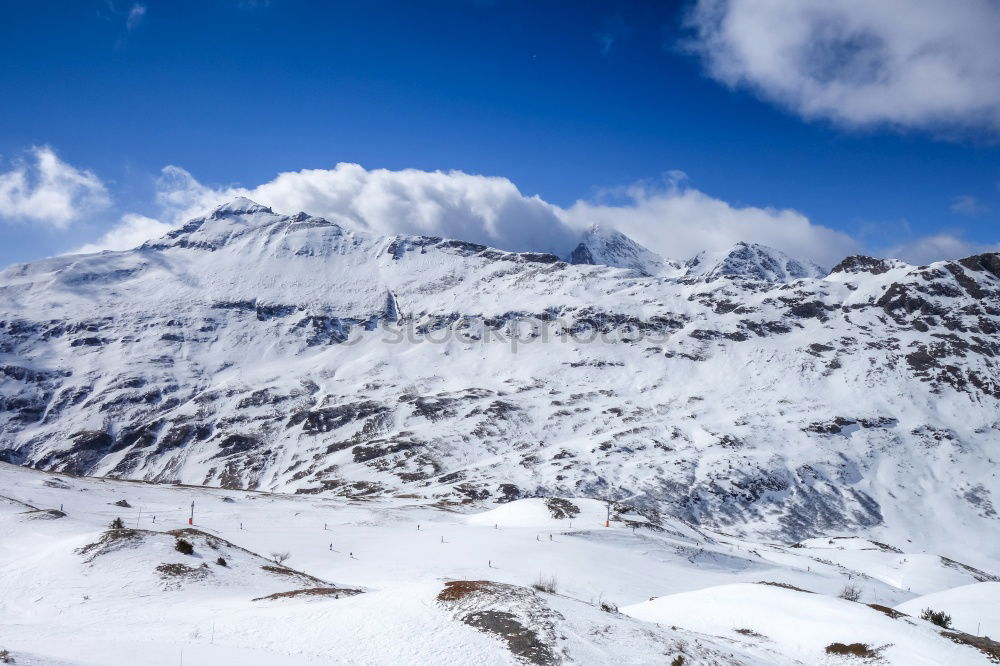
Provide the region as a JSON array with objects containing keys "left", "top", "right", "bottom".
[
  {"left": 566, "top": 224, "right": 682, "bottom": 277},
  {"left": 684, "top": 241, "right": 827, "bottom": 281},
  {"left": 1, "top": 199, "right": 998, "bottom": 557},
  {"left": 566, "top": 228, "right": 825, "bottom": 283}
]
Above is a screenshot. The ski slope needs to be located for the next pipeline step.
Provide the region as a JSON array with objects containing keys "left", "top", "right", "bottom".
[{"left": 2, "top": 463, "right": 997, "bottom": 664}]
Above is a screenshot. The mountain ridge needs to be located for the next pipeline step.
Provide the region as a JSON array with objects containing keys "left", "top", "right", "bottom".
[{"left": 1, "top": 200, "right": 998, "bottom": 556}]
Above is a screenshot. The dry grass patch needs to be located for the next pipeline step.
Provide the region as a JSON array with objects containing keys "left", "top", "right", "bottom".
[
  {"left": 21, "top": 508, "right": 65, "bottom": 520},
  {"left": 437, "top": 580, "right": 560, "bottom": 666},
  {"left": 156, "top": 562, "right": 210, "bottom": 581},
  {"left": 76, "top": 528, "right": 148, "bottom": 562},
  {"left": 734, "top": 628, "right": 767, "bottom": 639},
  {"left": 824, "top": 642, "right": 882, "bottom": 658},
  {"left": 943, "top": 632, "right": 1000, "bottom": 661},
  {"left": 531, "top": 574, "right": 558, "bottom": 594},
  {"left": 868, "top": 604, "right": 906, "bottom": 619},
  {"left": 755, "top": 581, "right": 813, "bottom": 593},
  {"left": 438, "top": 580, "right": 496, "bottom": 601},
  {"left": 259, "top": 564, "right": 327, "bottom": 586},
  {"left": 254, "top": 587, "right": 362, "bottom": 602}
]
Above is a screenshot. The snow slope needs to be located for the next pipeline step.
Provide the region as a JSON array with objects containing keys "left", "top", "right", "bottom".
[
  {"left": 622, "top": 583, "right": 992, "bottom": 665},
  {"left": 896, "top": 582, "right": 1000, "bottom": 638},
  {"left": 0, "top": 200, "right": 998, "bottom": 566},
  {"left": 2, "top": 463, "right": 997, "bottom": 665}
]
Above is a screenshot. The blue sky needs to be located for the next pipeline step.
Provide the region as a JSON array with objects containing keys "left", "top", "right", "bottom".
[{"left": 1, "top": 0, "right": 998, "bottom": 268}]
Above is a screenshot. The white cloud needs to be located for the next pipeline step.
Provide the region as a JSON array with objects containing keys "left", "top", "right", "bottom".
[
  {"left": 950, "top": 195, "right": 986, "bottom": 215},
  {"left": 154, "top": 165, "right": 226, "bottom": 222},
  {"left": 153, "top": 162, "right": 578, "bottom": 255},
  {"left": 107, "top": 163, "right": 856, "bottom": 267},
  {"left": 0, "top": 146, "right": 110, "bottom": 228},
  {"left": 76, "top": 162, "right": 994, "bottom": 268},
  {"left": 75, "top": 213, "right": 173, "bottom": 254},
  {"left": 685, "top": 0, "right": 1000, "bottom": 132},
  {"left": 883, "top": 233, "right": 1000, "bottom": 265},
  {"left": 126, "top": 3, "right": 146, "bottom": 31},
  {"left": 565, "top": 174, "right": 859, "bottom": 268}
]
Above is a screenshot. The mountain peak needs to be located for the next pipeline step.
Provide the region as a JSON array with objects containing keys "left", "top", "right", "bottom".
[
  {"left": 149, "top": 198, "right": 282, "bottom": 250},
  {"left": 685, "top": 241, "right": 826, "bottom": 282},
  {"left": 567, "top": 224, "right": 679, "bottom": 277},
  {"left": 209, "top": 197, "right": 274, "bottom": 218}
]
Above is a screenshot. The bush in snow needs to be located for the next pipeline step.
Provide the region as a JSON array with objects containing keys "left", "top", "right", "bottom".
[
  {"left": 0, "top": 648, "right": 13, "bottom": 663},
  {"left": 921, "top": 608, "right": 952, "bottom": 629},
  {"left": 216, "top": 556, "right": 227, "bottom": 567},
  {"left": 174, "top": 538, "right": 194, "bottom": 555},
  {"left": 109, "top": 517, "right": 125, "bottom": 529},
  {"left": 595, "top": 592, "right": 617, "bottom": 613},
  {"left": 838, "top": 583, "right": 861, "bottom": 602},
  {"left": 531, "top": 574, "right": 557, "bottom": 594},
  {"left": 825, "top": 643, "right": 879, "bottom": 658}
]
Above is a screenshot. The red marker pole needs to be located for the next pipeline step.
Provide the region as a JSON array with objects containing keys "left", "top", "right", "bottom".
[{"left": 189, "top": 501, "right": 194, "bottom": 526}]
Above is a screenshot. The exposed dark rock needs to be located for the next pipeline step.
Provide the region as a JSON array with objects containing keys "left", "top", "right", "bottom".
[
  {"left": 830, "top": 255, "right": 895, "bottom": 275},
  {"left": 288, "top": 401, "right": 389, "bottom": 434},
  {"left": 544, "top": 498, "right": 580, "bottom": 519}
]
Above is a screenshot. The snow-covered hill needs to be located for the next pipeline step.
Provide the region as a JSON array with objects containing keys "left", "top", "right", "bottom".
[
  {"left": 2, "top": 463, "right": 997, "bottom": 665},
  {"left": 0, "top": 199, "right": 998, "bottom": 565}
]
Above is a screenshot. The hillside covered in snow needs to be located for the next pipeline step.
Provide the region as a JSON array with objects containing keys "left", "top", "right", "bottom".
[
  {"left": 0, "top": 198, "right": 998, "bottom": 565},
  {"left": 2, "top": 463, "right": 998, "bottom": 665}
]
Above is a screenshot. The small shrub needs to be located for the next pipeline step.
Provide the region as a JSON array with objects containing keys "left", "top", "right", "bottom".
[
  {"left": 174, "top": 538, "right": 194, "bottom": 555},
  {"left": 216, "top": 556, "right": 227, "bottom": 567},
  {"left": 109, "top": 517, "right": 125, "bottom": 530},
  {"left": 671, "top": 656, "right": 685, "bottom": 666},
  {"left": 156, "top": 562, "right": 209, "bottom": 580},
  {"left": 270, "top": 551, "right": 290, "bottom": 565},
  {"left": 531, "top": 574, "right": 557, "bottom": 594},
  {"left": 735, "top": 628, "right": 766, "bottom": 638},
  {"left": 825, "top": 643, "right": 878, "bottom": 658},
  {"left": 595, "top": 593, "right": 617, "bottom": 613},
  {"left": 0, "top": 648, "right": 14, "bottom": 663},
  {"left": 839, "top": 584, "right": 861, "bottom": 602},
  {"left": 921, "top": 608, "right": 952, "bottom": 629}
]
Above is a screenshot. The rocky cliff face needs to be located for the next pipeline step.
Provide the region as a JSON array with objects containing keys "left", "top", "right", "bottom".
[{"left": 1, "top": 199, "right": 998, "bottom": 543}]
